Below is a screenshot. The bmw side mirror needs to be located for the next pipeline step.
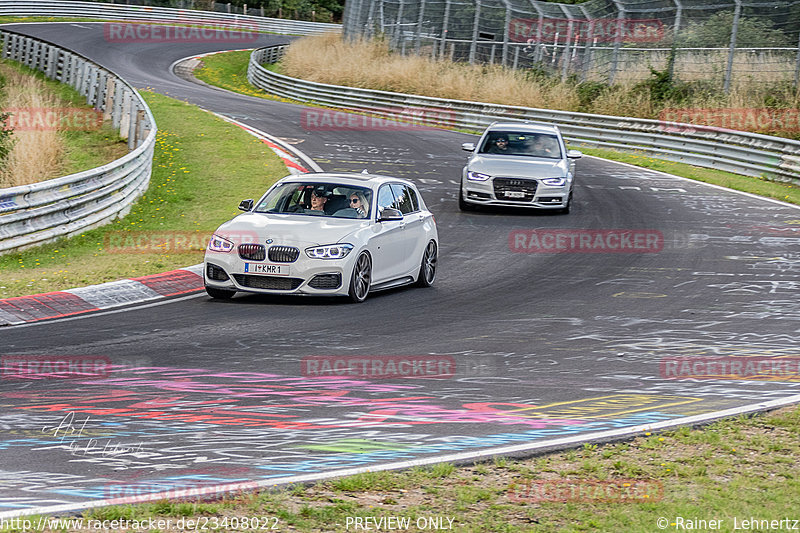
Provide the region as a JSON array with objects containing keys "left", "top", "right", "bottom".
[
  {"left": 379, "top": 208, "right": 403, "bottom": 221},
  {"left": 567, "top": 150, "right": 582, "bottom": 159},
  {"left": 238, "top": 199, "right": 254, "bottom": 211},
  {"left": 461, "top": 142, "right": 475, "bottom": 152}
]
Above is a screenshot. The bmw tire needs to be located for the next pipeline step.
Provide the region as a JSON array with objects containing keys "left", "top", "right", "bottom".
[{"left": 348, "top": 251, "right": 372, "bottom": 303}]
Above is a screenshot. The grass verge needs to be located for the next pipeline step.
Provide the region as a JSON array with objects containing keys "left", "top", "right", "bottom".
[
  {"left": 0, "top": 91, "right": 287, "bottom": 298},
  {"left": 193, "top": 49, "right": 800, "bottom": 208},
  {"left": 8, "top": 404, "right": 799, "bottom": 532}
]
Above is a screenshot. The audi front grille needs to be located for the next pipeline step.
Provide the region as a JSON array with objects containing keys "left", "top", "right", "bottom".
[{"left": 493, "top": 178, "right": 537, "bottom": 202}]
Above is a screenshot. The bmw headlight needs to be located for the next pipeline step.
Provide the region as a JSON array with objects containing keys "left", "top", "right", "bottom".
[
  {"left": 467, "top": 171, "right": 491, "bottom": 182},
  {"left": 541, "top": 177, "right": 566, "bottom": 186},
  {"left": 305, "top": 243, "right": 354, "bottom": 259},
  {"left": 208, "top": 234, "right": 234, "bottom": 252}
]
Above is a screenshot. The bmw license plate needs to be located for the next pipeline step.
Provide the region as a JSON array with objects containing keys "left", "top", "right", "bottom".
[
  {"left": 505, "top": 191, "right": 526, "bottom": 198},
  {"left": 244, "top": 263, "right": 289, "bottom": 276}
]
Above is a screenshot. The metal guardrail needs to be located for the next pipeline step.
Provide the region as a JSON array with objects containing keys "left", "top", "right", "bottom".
[
  {"left": 248, "top": 45, "right": 800, "bottom": 186},
  {"left": 0, "top": 1, "right": 341, "bottom": 36},
  {"left": 0, "top": 29, "right": 156, "bottom": 253}
]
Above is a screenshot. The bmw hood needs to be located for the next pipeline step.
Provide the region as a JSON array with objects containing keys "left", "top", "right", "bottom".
[
  {"left": 468, "top": 155, "right": 568, "bottom": 178},
  {"left": 213, "top": 213, "right": 368, "bottom": 248}
]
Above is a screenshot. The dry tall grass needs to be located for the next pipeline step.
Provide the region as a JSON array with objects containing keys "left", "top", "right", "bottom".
[
  {"left": 0, "top": 63, "right": 66, "bottom": 188},
  {"left": 282, "top": 33, "right": 581, "bottom": 111},
  {"left": 282, "top": 34, "right": 800, "bottom": 135}
]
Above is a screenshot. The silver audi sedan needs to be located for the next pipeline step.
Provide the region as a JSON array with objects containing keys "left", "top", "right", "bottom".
[{"left": 459, "top": 122, "right": 581, "bottom": 213}]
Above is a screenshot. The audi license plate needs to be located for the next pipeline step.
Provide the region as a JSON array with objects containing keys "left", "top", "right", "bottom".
[
  {"left": 504, "top": 191, "right": 526, "bottom": 198},
  {"left": 244, "top": 263, "right": 289, "bottom": 276}
]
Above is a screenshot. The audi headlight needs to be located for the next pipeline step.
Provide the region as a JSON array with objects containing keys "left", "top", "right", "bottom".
[
  {"left": 305, "top": 243, "right": 354, "bottom": 259},
  {"left": 208, "top": 234, "right": 234, "bottom": 252},
  {"left": 467, "top": 171, "right": 491, "bottom": 182},
  {"left": 541, "top": 177, "right": 566, "bottom": 186}
]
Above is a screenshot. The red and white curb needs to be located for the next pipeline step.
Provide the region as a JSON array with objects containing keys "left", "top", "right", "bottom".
[{"left": 0, "top": 265, "right": 204, "bottom": 326}]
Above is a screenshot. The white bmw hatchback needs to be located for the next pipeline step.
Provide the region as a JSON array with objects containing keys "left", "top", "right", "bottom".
[{"left": 203, "top": 172, "right": 439, "bottom": 303}]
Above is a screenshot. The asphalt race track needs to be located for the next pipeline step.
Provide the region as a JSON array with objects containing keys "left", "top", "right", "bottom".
[{"left": 1, "top": 23, "right": 800, "bottom": 516}]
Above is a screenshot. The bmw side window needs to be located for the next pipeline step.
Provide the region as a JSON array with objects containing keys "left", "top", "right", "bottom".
[
  {"left": 377, "top": 185, "right": 397, "bottom": 217},
  {"left": 390, "top": 184, "right": 413, "bottom": 214},
  {"left": 408, "top": 186, "right": 420, "bottom": 212}
]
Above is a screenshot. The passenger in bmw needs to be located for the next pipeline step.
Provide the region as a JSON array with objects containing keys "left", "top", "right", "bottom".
[{"left": 333, "top": 191, "right": 370, "bottom": 219}]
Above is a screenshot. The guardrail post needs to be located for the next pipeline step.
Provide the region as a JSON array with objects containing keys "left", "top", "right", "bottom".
[
  {"left": 87, "top": 66, "right": 99, "bottom": 107},
  {"left": 97, "top": 71, "right": 108, "bottom": 111},
  {"left": 104, "top": 77, "right": 115, "bottom": 121},
  {"left": 46, "top": 45, "right": 58, "bottom": 79},
  {"left": 119, "top": 90, "right": 131, "bottom": 140},
  {"left": 112, "top": 80, "right": 124, "bottom": 129},
  {"left": 128, "top": 100, "right": 138, "bottom": 150},
  {"left": 63, "top": 53, "right": 74, "bottom": 86},
  {"left": 723, "top": 0, "right": 741, "bottom": 93},
  {"left": 135, "top": 108, "right": 146, "bottom": 148}
]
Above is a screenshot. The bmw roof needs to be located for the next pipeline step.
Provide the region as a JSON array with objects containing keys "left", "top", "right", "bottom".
[{"left": 277, "top": 172, "right": 418, "bottom": 188}]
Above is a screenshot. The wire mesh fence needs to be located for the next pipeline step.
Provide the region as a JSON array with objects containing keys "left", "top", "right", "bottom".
[{"left": 342, "top": 0, "right": 800, "bottom": 90}]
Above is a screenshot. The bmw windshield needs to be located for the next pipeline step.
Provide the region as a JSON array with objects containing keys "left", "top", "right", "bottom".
[{"left": 255, "top": 182, "right": 373, "bottom": 219}]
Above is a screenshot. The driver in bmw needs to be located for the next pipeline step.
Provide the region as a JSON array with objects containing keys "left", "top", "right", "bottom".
[{"left": 299, "top": 186, "right": 329, "bottom": 215}]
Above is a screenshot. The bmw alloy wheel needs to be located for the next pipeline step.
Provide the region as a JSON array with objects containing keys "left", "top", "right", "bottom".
[
  {"left": 348, "top": 252, "right": 372, "bottom": 302},
  {"left": 416, "top": 240, "right": 437, "bottom": 287}
]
